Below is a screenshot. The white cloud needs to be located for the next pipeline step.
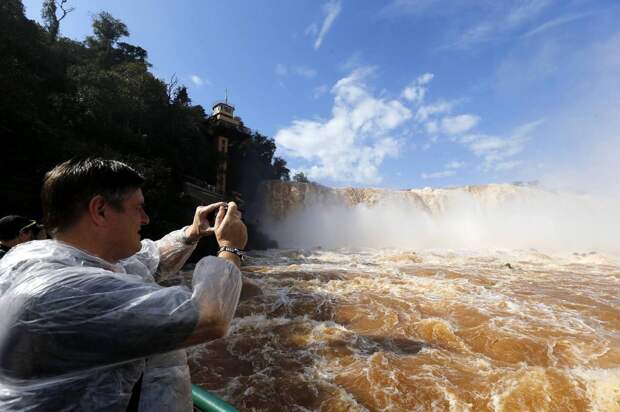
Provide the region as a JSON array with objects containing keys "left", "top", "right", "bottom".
[
  {"left": 445, "top": 161, "right": 465, "bottom": 169},
  {"left": 440, "top": 114, "right": 480, "bottom": 135},
  {"left": 443, "top": 0, "right": 553, "bottom": 49},
  {"left": 421, "top": 160, "right": 464, "bottom": 179},
  {"left": 421, "top": 170, "right": 456, "bottom": 179},
  {"left": 415, "top": 100, "right": 453, "bottom": 121},
  {"left": 310, "top": 0, "right": 342, "bottom": 50},
  {"left": 339, "top": 52, "right": 364, "bottom": 71},
  {"left": 304, "top": 23, "right": 318, "bottom": 37},
  {"left": 401, "top": 72, "right": 434, "bottom": 103},
  {"left": 453, "top": 23, "right": 494, "bottom": 49},
  {"left": 275, "top": 63, "right": 288, "bottom": 76},
  {"left": 401, "top": 87, "right": 421, "bottom": 102},
  {"left": 190, "top": 75, "right": 205, "bottom": 86},
  {"left": 274, "top": 67, "right": 412, "bottom": 184},
  {"left": 425, "top": 120, "right": 439, "bottom": 134},
  {"left": 417, "top": 103, "right": 536, "bottom": 176},
  {"left": 386, "top": 0, "right": 558, "bottom": 49},
  {"left": 275, "top": 68, "right": 536, "bottom": 182},
  {"left": 418, "top": 73, "right": 434, "bottom": 84},
  {"left": 523, "top": 12, "right": 595, "bottom": 38},
  {"left": 495, "top": 160, "right": 522, "bottom": 170},
  {"left": 382, "top": 0, "right": 464, "bottom": 16},
  {"left": 457, "top": 119, "right": 543, "bottom": 171},
  {"left": 276, "top": 64, "right": 317, "bottom": 79},
  {"left": 313, "top": 84, "right": 329, "bottom": 98},
  {"left": 504, "top": 0, "right": 552, "bottom": 27},
  {"left": 294, "top": 66, "right": 317, "bottom": 78}
]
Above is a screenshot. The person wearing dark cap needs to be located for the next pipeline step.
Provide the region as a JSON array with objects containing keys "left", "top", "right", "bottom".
[{"left": 0, "top": 215, "right": 41, "bottom": 259}]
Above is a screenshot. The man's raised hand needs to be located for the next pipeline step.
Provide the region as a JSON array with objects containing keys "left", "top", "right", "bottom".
[
  {"left": 215, "top": 202, "right": 247, "bottom": 250},
  {"left": 184, "top": 202, "right": 227, "bottom": 243}
]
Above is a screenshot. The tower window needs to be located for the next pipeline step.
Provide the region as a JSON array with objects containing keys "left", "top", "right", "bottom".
[{"left": 218, "top": 137, "right": 228, "bottom": 153}]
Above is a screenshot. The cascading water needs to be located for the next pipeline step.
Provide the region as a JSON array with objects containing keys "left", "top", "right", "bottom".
[{"left": 187, "top": 181, "right": 620, "bottom": 411}]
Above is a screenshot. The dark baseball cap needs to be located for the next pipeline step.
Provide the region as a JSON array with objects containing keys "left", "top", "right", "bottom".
[{"left": 0, "top": 215, "right": 38, "bottom": 241}]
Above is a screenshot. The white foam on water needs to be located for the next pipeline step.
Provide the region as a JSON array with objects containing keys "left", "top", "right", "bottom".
[
  {"left": 573, "top": 367, "right": 620, "bottom": 412},
  {"left": 198, "top": 246, "right": 620, "bottom": 410}
]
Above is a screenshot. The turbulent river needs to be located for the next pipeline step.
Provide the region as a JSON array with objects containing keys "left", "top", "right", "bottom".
[
  {"left": 187, "top": 247, "right": 620, "bottom": 411},
  {"left": 185, "top": 182, "right": 619, "bottom": 411}
]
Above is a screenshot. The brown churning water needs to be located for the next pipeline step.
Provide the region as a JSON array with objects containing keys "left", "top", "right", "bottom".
[{"left": 188, "top": 248, "right": 620, "bottom": 411}]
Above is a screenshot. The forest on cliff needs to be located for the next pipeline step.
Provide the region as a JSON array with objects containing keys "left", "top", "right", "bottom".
[{"left": 0, "top": 0, "right": 291, "bottom": 238}]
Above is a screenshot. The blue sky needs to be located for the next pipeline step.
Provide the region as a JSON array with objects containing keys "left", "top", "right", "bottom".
[{"left": 23, "top": 0, "right": 620, "bottom": 190}]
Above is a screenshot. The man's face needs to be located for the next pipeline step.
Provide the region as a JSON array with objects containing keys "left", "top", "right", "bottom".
[
  {"left": 107, "top": 188, "right": 150, "bottom": 260},
  {"left": 17, "top": 229, "right": 34, "bottom": 244}
]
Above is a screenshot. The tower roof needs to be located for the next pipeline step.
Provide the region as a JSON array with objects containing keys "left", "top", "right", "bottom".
[{"left": 212, "top": 101, "right": 235, "bottom": 111}]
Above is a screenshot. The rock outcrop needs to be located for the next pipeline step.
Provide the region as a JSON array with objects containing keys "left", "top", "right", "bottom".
[{"left": 257, "top": 180, "right": 542, "bottom": 221}]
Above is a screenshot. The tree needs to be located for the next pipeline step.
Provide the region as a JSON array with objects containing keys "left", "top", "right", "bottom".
[
  {"left": 91, "top": 11, "right": 128, "bottom": 47},
  {"left": 293, "top": 172, "right": 310, "bottom": 183},
  {"left": 272, "top": 157, "right": 290, "bottom": 181},
  {"left": 85, "top": 11, "right": 129, "bottom": 66},
  {"left": 172, "top": 86, "right": 191, "bottom": 107},
  {"left": 1, "top": 1, "right": 288, "bottom": 244},
  {"left": 114, "top": 42, "right": 149, "bottom": 65},
  {"left": 41, "top": 0, "right": 74, "bottom": 42}
]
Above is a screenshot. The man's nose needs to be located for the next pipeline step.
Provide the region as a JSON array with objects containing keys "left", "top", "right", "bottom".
[{"left": 141, "top": 209, "right": 150, "bottom": 225}]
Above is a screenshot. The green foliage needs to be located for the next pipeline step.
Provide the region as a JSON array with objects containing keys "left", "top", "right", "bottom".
[
  {"left": 227, "top": 132, "right": 291, "bottom": 202},
  {"left": 273, "top": 157, "right": 290, "bottom": 181},
  {"left": 41, "top": 0, "right": 58, "bottom": 40},
  {"left": 41, "top": 0, "right": 74, "bottom": 42},
  {"left": 87, "top": 11, "right": 128, "bottom": 48},
  {"left": 293, "top": 172, "right": 310, "bottom": 183},
  {"left": 172, "top": 86, "right": 191, "bottom": 106},
  {"left": 114, "top": 42, "right": 149, "bottom": 65},
  {"left": 0, "top": 1, "right": 289, "bottom": 239}
]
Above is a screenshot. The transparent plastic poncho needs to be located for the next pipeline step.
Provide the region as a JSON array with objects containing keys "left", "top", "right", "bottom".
[{"left": 0, "top": 229, "right": 242, "bottom": 411}]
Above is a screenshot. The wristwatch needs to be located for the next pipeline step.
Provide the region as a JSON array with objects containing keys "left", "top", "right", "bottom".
[{"left": 218, "top": 246, "right": 246, "bottom": 261}]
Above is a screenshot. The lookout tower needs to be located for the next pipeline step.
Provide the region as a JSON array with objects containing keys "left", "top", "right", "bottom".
[
  {"left": 211, "top": 90, "right": 240, "bottom": 126},
  {"left": 209, "top": 91, "right": 246, "bottom": 193}
]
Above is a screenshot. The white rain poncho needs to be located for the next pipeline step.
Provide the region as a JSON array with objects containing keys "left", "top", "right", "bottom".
[{"left": 0, "top": 229, "right": 242, "bottom": 411}]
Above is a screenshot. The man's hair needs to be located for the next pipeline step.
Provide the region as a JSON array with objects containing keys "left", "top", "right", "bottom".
[
  {"left": 42, "top": 158, "right": 145, "bottom": 234},
  {"left": 0, "top": 215, "right": 35, "bottom": 241}
]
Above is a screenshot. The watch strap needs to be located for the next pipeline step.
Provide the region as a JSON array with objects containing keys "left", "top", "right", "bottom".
[{"left": 218, "top": 246, "right": 246, "bottom": 261}]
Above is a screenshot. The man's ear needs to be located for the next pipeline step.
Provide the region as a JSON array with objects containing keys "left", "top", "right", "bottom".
[{"left": 88, "top": 195, "right": 108, "bottom": 227}]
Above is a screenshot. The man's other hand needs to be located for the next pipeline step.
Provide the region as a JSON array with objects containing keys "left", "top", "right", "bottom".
[
  {"left": 215, "top": 202, "right": 248, "bottom": 250},
  {"left": 184, "top": 202, "right": 227, "bottom": 243}
]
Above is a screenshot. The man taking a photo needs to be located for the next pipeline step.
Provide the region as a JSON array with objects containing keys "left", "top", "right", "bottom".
[{"left": 0, "top": 158, "right": 248, "bottom": 411}]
